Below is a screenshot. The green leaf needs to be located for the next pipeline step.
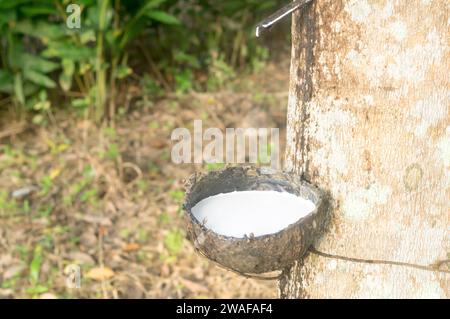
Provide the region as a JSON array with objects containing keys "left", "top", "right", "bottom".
[
  {"left": 23, "top": 82, "right": 39, "bottom": 97},
  {"left": 175, "top": 69, "right": 193, "bottom": 93},
  {"left": 32, "top": 114, "right": 44, "bottom": 125},
  {"left": 59, "top": 74, "right": 72, "bottom": 92},
  {"left": 7, "top": 34, "right": 22, "bottom": 69},
  {"left": 17, "top": 53, "right": 59, "bottom": 74},
  {"left": 0, "top": 0, "right": 32, "bottom": 10},
  {"left": 105, "top": 143, "right": 119, "bottom": 160},
  {"left": 0, "top": 70, "right": 14, "bottom": 94},
  {"left": 12, "top": 21, "right": 66, "bottom": 41},
  {"left": 24, "top": 69, "right": 56, "bottom": 88},
  {"left": 174, "top": 51, "right": 200, "bottom": 68},
  {"left": 42, "top": 43, "right": 94, "bottom": 61},
  {"left": 119, "top": 0, "right": 167, "bottom": 49},
  {"left": 80, "top": 29, "right": 96, "bottom": 44},
  {"left": 119, "top": 18, "right": 146, "bottom": 49},
  {"left": 115, "top": 65, "right": 132, "bottom": 79},
  {"left": 33, "top": 91, "right": 51, "bottom": 112},
  {"left": 59, "top": 59, "right": 74, "bottom": 91},
  {"left": 206, "top": 162, "right": 225, "bottom": 171},
  {"left": 87, "top": 0, "right": 112, "bottom": 31},
  {"left": 146, "top": 10, "right": 180, "bottom": 25},
  {"left": 169, "top": 190, "right": 184, "bottom": 202},
  {"left": 20, "top": 4, "right": 57, "bottom": 17},
  {"left": 26, "top": 285, "right": 48, "bottom": 295},
  {"left": 105, "top": 29, "right": 118, "bottom": 48},
  {"left": 29, "top": 244, "right": 43, "bottom": 285},
  {"left": 79, "top": 62, "right": 92, "bottom": 75},
  {"left": 135, "top": 0, "right": 167, "bottom": 19},
  {"left": 0, "top": 9, "right": 16, "bottom": 29},
  {"left": 71, "top": 98, "right": 90, "bottom": 109},
  {"left": 14, "top": 73, "right": 25, "bottom": 105},
  {"left": 80, "top": 188, "right": 98, "bottom": 202},
  {"left": 62, "top": 59, "right": 75, "bottom": 76},
  {"left": 164, "top": 230, "right": 184, "bottom": 256},
  {"left": 77, "top": 0, "right": 96, "bottom": 5}
]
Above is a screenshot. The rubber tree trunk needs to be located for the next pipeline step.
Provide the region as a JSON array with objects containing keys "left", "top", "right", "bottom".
[{"left": 280, "top": 0, "right": 449, "bottom": 298}]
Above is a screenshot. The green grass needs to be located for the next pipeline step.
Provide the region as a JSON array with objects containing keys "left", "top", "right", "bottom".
[{"left": 164, "top": 229, "right": 184, "bottom": 257}]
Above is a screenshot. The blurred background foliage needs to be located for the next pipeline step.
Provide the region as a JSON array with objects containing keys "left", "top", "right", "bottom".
[{"left": 0, "top": 0, "right": 282, "bottom": 124}]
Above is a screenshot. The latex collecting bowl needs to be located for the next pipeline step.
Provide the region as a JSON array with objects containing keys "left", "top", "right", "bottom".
[{"left": 183, "top": 166, "right": 326, "bottom": 275}]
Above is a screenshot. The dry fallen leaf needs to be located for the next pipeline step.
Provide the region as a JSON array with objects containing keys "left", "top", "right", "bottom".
[
  {"left": 149, "top": 138, "right": 166, "bottom": 149},
  {"left": 66, "top": 251, "right": 95, "bottom": 265},
  {"left": 3, "top": 264, "right": 26, "bottom": 280},
  {"left": 49, "top": 167, "right": 62, "bottom": 180},
  {"left": 179, "top": 278, "right": 209, "bottom": 294},
  {"left": 75, "top": 213, "right": 112, "bottom": 226},
  {"left": 160, "top": 263, "right": 170, "bottom": 277},
  {"left": 86, "top": 267, "right": 115, "bottom": 281},
  {"left": 123, "top": 243, "right": 140, "bottom": 252},
  {"left": 0, "top": 288, "right": 13, "bottom": 298}
]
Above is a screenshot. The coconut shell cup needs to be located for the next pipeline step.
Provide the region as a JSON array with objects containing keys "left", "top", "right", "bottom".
[{"left": 183, "top": 166, "right": 327, "bottom": 275}]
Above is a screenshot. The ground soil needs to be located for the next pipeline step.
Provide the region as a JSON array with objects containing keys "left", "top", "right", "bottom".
[{"left": 0, "top": 58, "right": 290, "bottom": 298}]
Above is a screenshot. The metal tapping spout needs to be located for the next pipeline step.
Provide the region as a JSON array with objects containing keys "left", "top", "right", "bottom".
[{"left": 255, "top": 0, "right": 313, "bottom": 37}]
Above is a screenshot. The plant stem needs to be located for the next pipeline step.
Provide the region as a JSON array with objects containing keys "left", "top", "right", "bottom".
[
  {"left": 109, "top": 57, "right": 117, "bottom": 123},
  {"left": 95, "top": 0, "right": 109, "bottom": 123},
  {"left": 108, "top": 0, "right": 121, "bottom": 124}
]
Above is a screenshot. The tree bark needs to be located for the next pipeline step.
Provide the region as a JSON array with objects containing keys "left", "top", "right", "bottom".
[{"left": 280, "top": 0, "right": 449, "bottom": 298}]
